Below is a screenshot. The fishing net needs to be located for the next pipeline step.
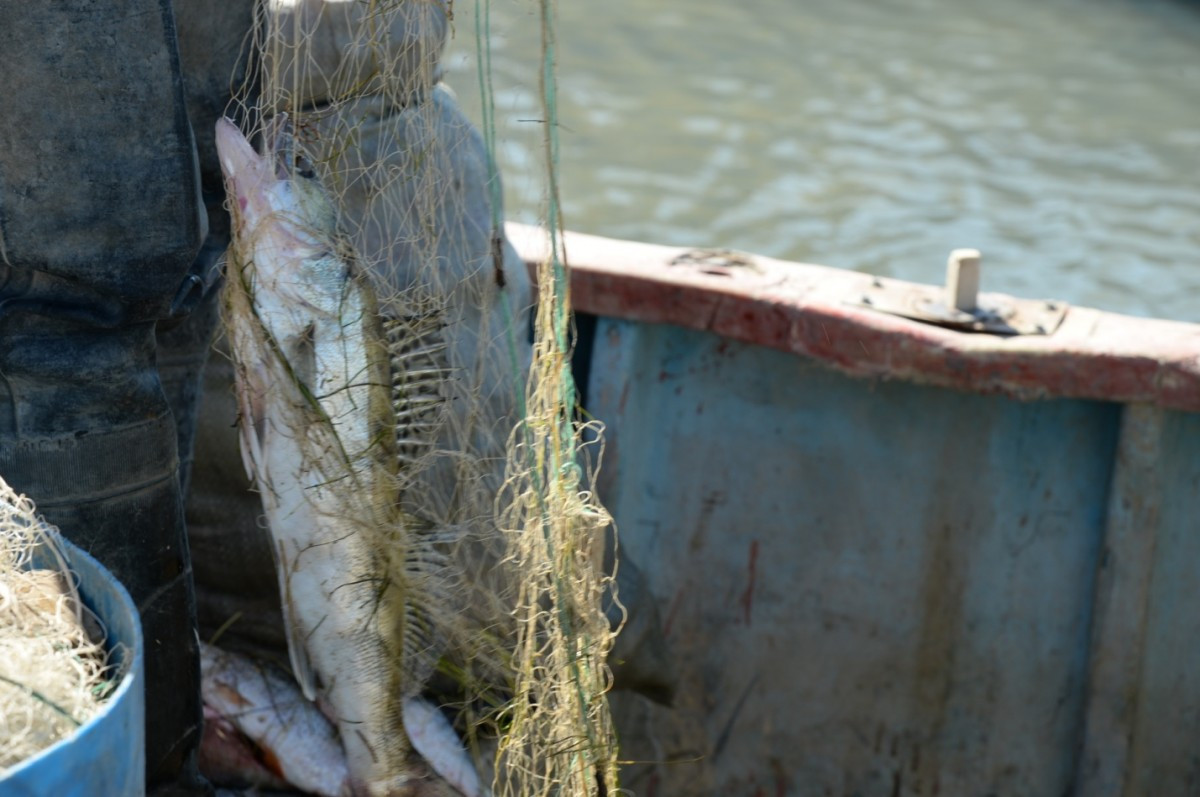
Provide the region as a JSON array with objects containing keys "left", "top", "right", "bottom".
[
  {"left": 0, "top": 477, "right": 114, "bottom": 770},
  {"left": 220, "top": 0, "right": 619, "bottom": 792}
]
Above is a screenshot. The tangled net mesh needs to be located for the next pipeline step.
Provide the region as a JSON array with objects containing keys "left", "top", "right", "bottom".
[
  {"left": 223, "top": 0, "right": 619, "bottom": 792},
  {"left": 0, "top": 477, "right": 115, "bottom": 770}
]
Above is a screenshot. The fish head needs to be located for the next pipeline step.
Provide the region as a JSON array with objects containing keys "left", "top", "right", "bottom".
[
  {"left": 216, "top": 117, "right": 349, "bottom": 320},
  {"left": 216, "top": 116, "right": 337, "bottom": 247}
]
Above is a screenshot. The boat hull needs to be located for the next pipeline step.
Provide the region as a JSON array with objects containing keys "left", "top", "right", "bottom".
[{"left": 508, "top": 223, "right": 1200, "bottom": 796}]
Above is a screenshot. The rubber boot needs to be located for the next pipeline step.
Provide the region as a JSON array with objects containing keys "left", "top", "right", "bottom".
[
  {"left": 156, "top": 191, "right": 226, "bottom": 501},
  {"left": 165, "top": 0, "right": 259, "bottom": 503},
  {"left": 0, "top": 2, "right": 208, "bottom": 791}
]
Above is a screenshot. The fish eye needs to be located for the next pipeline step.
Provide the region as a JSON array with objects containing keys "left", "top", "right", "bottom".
[{"left": 293, "top": 153, "right": 316, "bottom": 180}]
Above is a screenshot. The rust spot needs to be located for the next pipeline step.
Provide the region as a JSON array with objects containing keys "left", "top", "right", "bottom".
[
  {"left": 740, "top": 540, "right": 759, "bottom": 626},
  {"left": 770, "top": 758, "right": 790, "bottom": 797},
  {"left": 913, "top": 519, "right": 965, "bottom": 787},
  {"left": 690, "top": 490, "right": 725, "bottom": 553}
]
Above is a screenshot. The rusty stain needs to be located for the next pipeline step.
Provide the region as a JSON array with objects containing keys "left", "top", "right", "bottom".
[
  {"left": 770, "top": 758, "right": 790, "bottom": 797},
  {"left": 690, "top": 490, "right": 726, "bottom": 554},
  {"left": 913, "top": 519, "right": 965, "bottom": 788},
  {"left": 646, "top": 772, "right": 658, "bottom": 797},
  {"left": 605, "top": 322, "right": 621, "bottom": 346},
  {"left": 740, "top": 539, "right": 759, "bottom": 626}
]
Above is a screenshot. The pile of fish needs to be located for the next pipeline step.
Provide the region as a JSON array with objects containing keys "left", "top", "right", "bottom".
[{"left": 213, "top": 118, "right": 484, "bottom": 797}]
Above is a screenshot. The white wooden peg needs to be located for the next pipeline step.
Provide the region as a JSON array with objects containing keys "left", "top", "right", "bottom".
[{"left": 946, "top": 248, "right": 981, "bottom": 312}]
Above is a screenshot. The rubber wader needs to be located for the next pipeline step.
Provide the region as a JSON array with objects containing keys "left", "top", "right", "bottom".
[{"left": 0, "top": 1, "right": 208, "bottom": 790}]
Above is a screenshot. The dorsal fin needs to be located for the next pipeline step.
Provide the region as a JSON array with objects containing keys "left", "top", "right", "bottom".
[{"left": 381, "top": 309, "right": 451, "bottom": 471}]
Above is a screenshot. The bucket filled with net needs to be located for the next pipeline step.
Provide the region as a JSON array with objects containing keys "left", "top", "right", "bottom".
[{"left": 0, "top": 477, "right": 144, "bottom": 797}]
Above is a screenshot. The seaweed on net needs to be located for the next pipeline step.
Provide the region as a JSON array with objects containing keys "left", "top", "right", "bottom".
[
  {"left": 222, "top": 0, "right": 619, "bottom": 793},
  {"left": 0, "top": 477, "right": 116, "bottom": 770}
]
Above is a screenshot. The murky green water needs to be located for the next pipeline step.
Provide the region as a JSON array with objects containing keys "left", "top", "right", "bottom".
[{"left": 445, "top": 0, "right": 1200, "bottom": 321}]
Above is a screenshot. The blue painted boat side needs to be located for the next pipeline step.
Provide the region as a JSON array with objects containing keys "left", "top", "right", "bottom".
[
  {"left": 588, "top": 316, "right": 1198, "bottom": 796},
  {"left": 1120, "top": 411, "right": 1200, "bottom": 793}
]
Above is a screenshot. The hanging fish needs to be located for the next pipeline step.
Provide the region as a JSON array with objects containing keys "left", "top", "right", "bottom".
[{"left": 215, "top": 116, "right": 483, "bottom": 797}]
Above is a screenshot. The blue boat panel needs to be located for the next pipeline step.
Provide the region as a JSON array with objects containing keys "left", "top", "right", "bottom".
[
  {"left": 592, "top": 318, "right": 1120, "bottom": 796},
  {"left": 1124, "top": 410, "right": 1200, "bottom": 795}
]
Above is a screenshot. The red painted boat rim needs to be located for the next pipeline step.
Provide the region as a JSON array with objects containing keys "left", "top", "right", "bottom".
[{"left": 507, "top": 222, "right": 1200, "bottom": 413}]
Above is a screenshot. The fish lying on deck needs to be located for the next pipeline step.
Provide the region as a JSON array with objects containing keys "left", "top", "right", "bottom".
[
  {"left": 215, "top": 116, "right": 482, "bottom": 797},
  {"left": 199, "top": 641, "right": 349, "bottom": 796}
]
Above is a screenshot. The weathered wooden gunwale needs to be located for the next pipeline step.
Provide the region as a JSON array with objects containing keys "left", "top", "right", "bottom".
[{"left": 507, "top": 222, "right": 1200, "bottom": 411}]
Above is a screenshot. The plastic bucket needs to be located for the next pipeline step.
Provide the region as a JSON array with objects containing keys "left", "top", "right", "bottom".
[{"left": 1, "top": 536, "right": 145, "bottom": 796}]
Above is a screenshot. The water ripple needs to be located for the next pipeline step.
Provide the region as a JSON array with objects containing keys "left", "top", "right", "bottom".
[{"left": 448, "top": 0, "right": 1200, "bottom": 320}]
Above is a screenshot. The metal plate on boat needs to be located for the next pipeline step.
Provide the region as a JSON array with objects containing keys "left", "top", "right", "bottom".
[{"left": 849, "top": 278, "right": 1068, "bottom": 336}]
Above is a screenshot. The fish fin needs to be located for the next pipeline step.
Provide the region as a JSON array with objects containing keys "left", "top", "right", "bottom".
[
  {"left": 402, "top": 696, "right": 488, "bottom": 797},
  {"left": 383, "top": 305, "right": 462, "bottom": 692},
  {"left": 382, "top": 309, "right": 451, "bottom": 474},
  {"left": 289, "top": 323, "right": 318, "bottom": 398},
  {"left": 397, "top": 516, "right": 464, "bottom": 692},
  {"left": 233, "top": 359, "right": 270, "bottom": 483},
  {"left": 276, "top": 541, "right": 321, "bottom": 701}
]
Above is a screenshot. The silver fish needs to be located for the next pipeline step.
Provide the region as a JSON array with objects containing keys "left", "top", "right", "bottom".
[
  {"left": 200, "top": 642, "right": 350, "bottom": 796},
  {"left": 216, "top": 117, "right": 468, "bottom": 796}
]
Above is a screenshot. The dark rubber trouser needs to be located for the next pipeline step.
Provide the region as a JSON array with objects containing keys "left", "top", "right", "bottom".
[{"left": 0, "top": 1, "right": 208, "bottom": 790}]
